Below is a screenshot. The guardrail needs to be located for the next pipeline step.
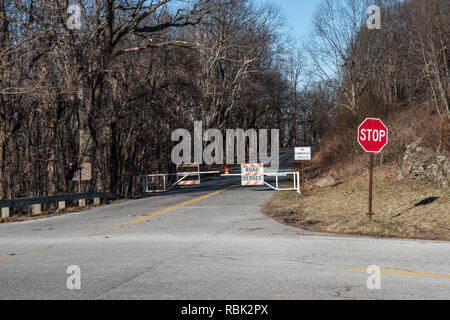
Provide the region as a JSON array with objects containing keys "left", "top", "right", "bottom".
[{"left": 0, "top": 192, "right": 122, "bottom": 218}]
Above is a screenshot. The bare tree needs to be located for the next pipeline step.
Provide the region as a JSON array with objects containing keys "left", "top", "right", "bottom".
[
  {"left": 285, "top": 47, "right": 304, "bottom": 146},
  {"left": 308, "top": 0, "right": 376, "bottom": 113}
]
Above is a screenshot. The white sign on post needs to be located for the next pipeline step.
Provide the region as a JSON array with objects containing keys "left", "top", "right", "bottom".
[
  {"left": 241, "top": 164, "right": 264, "bottom": 186},
  {"left": 295, "top": 147, "right": 311, "bottom": 161}
]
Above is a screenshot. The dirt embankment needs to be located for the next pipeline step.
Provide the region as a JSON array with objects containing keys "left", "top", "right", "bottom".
[{"left": 264, "top": 165, "right": 450, "bottom": 241}]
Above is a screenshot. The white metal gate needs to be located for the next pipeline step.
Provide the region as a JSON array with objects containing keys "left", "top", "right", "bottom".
[
  {"left": 142, "top": 166, "right": 300, "bottom": 194},
  {"left": 221, "top": 171, "right": 300, "bottom": 193}
]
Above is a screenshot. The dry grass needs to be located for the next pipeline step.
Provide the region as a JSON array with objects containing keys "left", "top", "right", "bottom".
[{"left": 264, "top": 166, "right": 450, "bottom": 240}]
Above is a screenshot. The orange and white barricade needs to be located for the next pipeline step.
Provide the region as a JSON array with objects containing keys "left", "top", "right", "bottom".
[{"left": 177, "top": 163, "right": 201, "bottom": 185}]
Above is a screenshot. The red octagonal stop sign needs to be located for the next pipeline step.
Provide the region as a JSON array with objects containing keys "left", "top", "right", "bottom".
[{"left": 358, "top": 118, "right": 388, "bottom": 153}]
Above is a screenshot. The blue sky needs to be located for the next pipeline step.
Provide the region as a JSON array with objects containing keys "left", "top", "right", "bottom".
[{"left": 258, "top": 0, "right": 323, "bottom": 41}]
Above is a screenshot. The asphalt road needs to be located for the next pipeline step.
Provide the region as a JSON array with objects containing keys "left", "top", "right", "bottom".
[{"left": 0, "top": 150, "right": 449, "bottom": 300}]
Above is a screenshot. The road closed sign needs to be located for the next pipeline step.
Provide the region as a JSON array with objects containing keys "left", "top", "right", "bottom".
[{"left": 241, "top": 164, "right": 264, "bottom": 186}]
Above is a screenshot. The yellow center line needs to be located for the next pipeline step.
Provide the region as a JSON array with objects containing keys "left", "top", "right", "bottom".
[
  {"left": 112, "top": 184, "right": 238, "bottom": 229},
  {"left": 341, "top": 266, "right": 450, "bottom": 280},
  {"left": 112, "top": 152, "right": 288, "bottom": 230},
  {"left": 0, "top": 256, "right": 13, "bottom": 261},
  {"left": 278, "top": 152, "right": 290, "bottom": 160},
  {"left": 2, "top": 153, "right": 285, "bottom": 262}
]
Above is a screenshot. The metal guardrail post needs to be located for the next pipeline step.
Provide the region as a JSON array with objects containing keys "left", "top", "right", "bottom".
[
  {"left": 31, "top": 204, "right": 42, "bottom": 215},
  {"left": 1, "top": 207, "right": 10, "bottom": 218},
  {"left": 58, "top": 201, "right": 66, "bottom": 210}
]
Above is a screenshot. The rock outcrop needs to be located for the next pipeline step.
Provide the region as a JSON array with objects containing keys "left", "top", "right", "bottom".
[
  {"left": 315, "top": 176, "right": 336, "bottom": 188},
  {"left": 399, "top": 143, "right": 449, "bottom": 187}
]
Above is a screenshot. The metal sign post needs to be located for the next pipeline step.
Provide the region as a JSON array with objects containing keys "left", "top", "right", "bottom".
[
  {"left": 295, "top": 147, "right": 311, "bottom": 193},
  {"left": 78, "top": 167, "right": 82, "bottom": 193},
  {"left": 301, "top": 160, "right": 304, "bottom": 193},
  {"left": 368, "top": 153, "right": 374, "bottom": 219}
]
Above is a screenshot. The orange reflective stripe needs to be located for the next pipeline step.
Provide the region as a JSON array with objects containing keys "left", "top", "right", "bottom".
[
  {"left": 180, "top": 181, "right": 199, "bottom": 185},
  {"left": 178, "top": 163, "right": 199, "bottom": 168},
  {"left": 243, "top": 181, "right": 263, "bottom": 186},
  {"left": 244, "top": 173, "right": 260, "bottom": 177},
  {"left": 242, "top": 163, "right": 263, "bottom": 168}
]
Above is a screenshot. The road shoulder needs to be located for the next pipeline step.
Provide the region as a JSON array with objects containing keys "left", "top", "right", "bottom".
[{"left": 263, "top": 167, "right": 450, "bottom": 241}]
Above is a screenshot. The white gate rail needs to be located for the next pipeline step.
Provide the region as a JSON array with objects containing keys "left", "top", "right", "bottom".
[
  {"left": 142, "top": 170, "right": 220, "bottom": 193},
  {"left": 266, "top": 172, "right": 300, "bottom": 193},
  {"left": 221, "top": 171, "right": 301, "bottom": 193}
]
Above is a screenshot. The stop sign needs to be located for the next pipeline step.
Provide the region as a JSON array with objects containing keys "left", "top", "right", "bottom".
[{"left": 358, "top": 118, "right": 388, "bottom": 153}]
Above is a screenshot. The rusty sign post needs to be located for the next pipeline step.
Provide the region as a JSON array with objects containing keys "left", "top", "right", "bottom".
[
  {"left": 78, "top": 166, "right": 82, "bottom": 193},
  {"left": 300, "top": 160, "right": 305, "bottom": 193},
  {"left": 357, "top": 118, "right": 388, "bottom": 220},
  {"left": 295, "top": 147, "right": 311, "bottom": 193},
  {"left": 368, "top": 153, "right": 374, "bottom": 218}
]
